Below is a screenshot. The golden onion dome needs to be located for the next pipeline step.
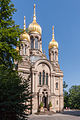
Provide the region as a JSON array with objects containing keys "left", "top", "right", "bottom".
[
  {"left": 49, "top": 40, "right": 58, "bottom": 49},
  {"left": 20, "top": 16, "right": 30, "bottom": 42},
  {"left": 20, "top": 32, "right": 30, "bottom": 42},
  {"left": 49, "top": 26, "right": 58, "bottom": 49},
  {"left": 28, "top": 4, "right": 42, "bottom": 35}
]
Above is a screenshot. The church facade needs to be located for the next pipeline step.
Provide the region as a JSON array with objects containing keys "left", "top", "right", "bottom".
[{"left": 18, "top": 4, "right": 64, "bottom": 114}]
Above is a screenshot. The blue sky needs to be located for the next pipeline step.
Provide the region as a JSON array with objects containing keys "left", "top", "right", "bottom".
[{"left": 12, "top": 0, "right": 80, "bottom": 90}]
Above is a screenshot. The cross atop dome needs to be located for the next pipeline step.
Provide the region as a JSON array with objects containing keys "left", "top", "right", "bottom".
[
  {"left": 52, "top": 26, "right": 55, "bottom": 41},
  {"left": 49, "top": 26, "right": 58, "bottom": 49},
  {"left": 33, "top": 4, "right": 36, "bottom": 22},
  {"left": 24, "top": 16, "right": 26, "bottom": 32},
  {"left": 20, "top": 16, "right": 30, "bottom": 42},
  {"left": 28, "top": 4, "right": 42, "bottom": 35}
]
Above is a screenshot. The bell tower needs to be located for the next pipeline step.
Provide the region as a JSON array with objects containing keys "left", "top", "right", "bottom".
[
  {"left": 49, "top": 26, "right": 58, "bottom": 64},
  {"left": 20, "top": 16, "right": 30, "bottom": 57},
  {"left": 28, "top": 4, "right": 42, "bottom": 55}
]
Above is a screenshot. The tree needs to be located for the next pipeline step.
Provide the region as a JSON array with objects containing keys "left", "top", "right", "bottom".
[
  {"left": 63, "top": 81, "right": 69, "bottom": 108},
  {"left": 64, "top": 91, "right": 69, "bottom": 108},
  {"left": 0, "top": 0, "right": 21, "bottom": 69},
  {"left": 0, "top": 68, "right": 32, "bottom": 120},
  {"left": 63, "top": 81, "right": 80, "bottom": 109},
  {"left": 68, "top": 85, "right": 80, "bottom": 109},
  {"left": 63, "top": 81, "right": 68, "bottom": 92},
  {"left": 0, "top": 0, "right": 32, "bottom": 119}
]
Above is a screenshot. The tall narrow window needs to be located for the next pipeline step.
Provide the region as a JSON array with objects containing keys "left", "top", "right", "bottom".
[
  {"left": 21, "top": 44, "right": 23, "bottom": 54},
  {"left": 57, "top": 100, "right": 58, "bottom": 105},
  {"left": 25, "top": 45, "right": 27, "bottom": 54},
  {"left": 39, "top": 41, "right": 40, "bottom": 49},
  {"left": 39, "top": 72, "right": 41, "bottom": 85},
  {"left": 43, "top": 70, "right": 45, "bottom": 85},
  {"left": 46, "top": 73, "right": 48, "bottom": 85},
  {"left": 31, "top": 37, "right": 34, "bottom": 49},
  {"left": 35, "top": 37, "right": 38, "bottom": 49},
  {"left": 56, "top": 82, "right": 58, "bottom": 89},
  {"left": 55, "top": 52, "right": 57, "bottom": 60},
  {"left": 21, "top": 44, "right": 23, "bottom": 49}
]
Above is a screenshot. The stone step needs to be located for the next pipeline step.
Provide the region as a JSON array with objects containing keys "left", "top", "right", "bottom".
[
  {"left": 36, "top": 110, "right": 56, "bottom": 115},
  {"left": 44, "top": 108, "right": 48, "bottom": 111}
]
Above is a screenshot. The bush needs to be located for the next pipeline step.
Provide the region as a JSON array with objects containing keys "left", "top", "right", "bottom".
[
  {"left": 49, "top": 102, "right": 52, "bottom": 107},
  {"left": 40, "top": 102, "right": 43, "bottom": 108}
]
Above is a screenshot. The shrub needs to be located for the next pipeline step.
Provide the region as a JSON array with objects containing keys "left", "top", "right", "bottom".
[
  {"left": 49, "top": 101, "right": 52, "bottom": 107},
  {"left": 40, "top": 102, "right": 43, "bottom": 108}
]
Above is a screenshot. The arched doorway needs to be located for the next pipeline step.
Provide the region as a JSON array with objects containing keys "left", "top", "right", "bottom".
[
  {"left": 42, "top": 91, "right": 48, "bottom": 108},
  {"left": 38, "top": 86, "right": 50, "bottom": 110},
  {"left": 42, "top": 95, "right": 48, "bottom": 108}
]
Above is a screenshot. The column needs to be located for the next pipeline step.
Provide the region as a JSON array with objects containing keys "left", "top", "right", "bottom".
[
  {"left": 51, "top": 74, "right": 54, "bottom": 93},
  {"left": 34, "top": 73, "right": 37, "bottom": 93},
  {"left": 20, "top": 47, "right": 22, "bottom": 55},
  {"left": 41, "top": 72, "right": 43, "bottom": 85},
  {"left": 23, "top": 44, "right": 25, "bottom": 55},
  {"left": 38, "top": 40, "right": 39, "bottom": 50},
  {"left": 39, "top": 94, "right": 42, "bottom": 105},
  {"left": 40, "top": 41, "right": 42, "bottom": 52},
  {"left": 34, "top": 38, "right": 35, "bottom": 49},
  {"left": 48, "top": 74, "right": 50, "bottom": 89},
  {"left": 53, "top": 76, "right": 55, "bottom": 93},
  {"left": 32, "top": 72, "right": 34, "bottom": 92}
]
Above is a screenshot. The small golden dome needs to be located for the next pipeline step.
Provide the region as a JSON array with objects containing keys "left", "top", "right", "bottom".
[
  {"left": 49, "top": 40, "right": 58, "bottom": 49},
  {"left": 49, "top": 26, "right": 58, "bottom": 49},
  {"left": 28, "top": 21, "right": 42, "bottom": 35},
  {"left": 20, "top": 16, "right": 30, "bottom": 42},
  {"left": 28, "top": 4, "right": 42, "bottom": 35},
  {"left": 20, "top": 32, "right": 30, "bottom": 42}
]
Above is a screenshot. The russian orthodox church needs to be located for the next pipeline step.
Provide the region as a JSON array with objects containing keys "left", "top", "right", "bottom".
[{"left": 18, "top": 4, "right": 64, "bottom": 113}]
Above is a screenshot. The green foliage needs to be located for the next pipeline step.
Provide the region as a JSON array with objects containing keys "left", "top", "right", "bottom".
[
  {"left": 40, "top": 102, "right": 43, "bottom": 108},
  {"left": 49, "top": 102, "right": 52, "bottom": 107},
  {"left": 0, "top": 0, "right": 21, "bottom": 69},
  {"left": 0, "top": 0, "right": 32, "bottom": 120},
  {"left": 0, "top": 67, "right": 32, "bottom": 120},
  {"left": 64, "top": 84, "right": 80, "bottom": 109},
  {"left": 63, "top": 81, "right": 68, "bottom": 91},
  {"left": 68, "top": 85, "right": 80, "bottom": 109},
  {"left": 63, "top": 81, "right": 69, "bottom": 108},
  {"left": 64, "top": 91, "right": 69, "bottom": 108}
]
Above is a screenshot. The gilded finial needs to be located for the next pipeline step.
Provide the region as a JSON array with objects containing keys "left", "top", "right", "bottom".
[
  {"left": 33, "top": 4, "right": 36, "bottom": 22},
  {"left": 52, "top": 26, "right": 55, "bottom": 41},
  {"left": 24, "top": 16, "right": 26, "bottom": 32}
]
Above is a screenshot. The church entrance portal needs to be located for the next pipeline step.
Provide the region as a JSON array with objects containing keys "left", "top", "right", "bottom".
[
  {"left": 43, "top": 96, "right": 48, "bottom": 108},
  {"left": 42, "top": 91, "right": 48, "bottom": 108}
]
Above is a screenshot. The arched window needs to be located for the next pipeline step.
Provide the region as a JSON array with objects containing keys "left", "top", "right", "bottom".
[
  {"left": 46, "top": 73, "right": 48, "bottom": 85},
  {"left": 52, "top": 51, "right": 54, "bottom": 61},
  {"left": 35, "top": 37, "right": 38, "bottom": 49},
  {"left": 25, "top": 45, "right": 27, "bottom": 55},
  {"left": 39, "top": 41, "right": 40, "bottom": 49},
  {"left": 55, "top": 51, "right": 57, "bottom": 60},
  {"left": 21, "top": 44, "right": 23, "bottom": 49},
  {"left": 39, "top": 38, "right": 41, "bottom": 50},
  {"left": 31, "top": 36, "right": 34, "bottom": 49},
  {"left": 57, "top": 100, "right": 58, "bottom": 105},
  {"left": 39, "top": 72, "right": 41, "bottom": 85},
  {"left": 56, "top": 82, "right": 58, "bottom": 89},
  {"left": 43, "top": 70, "right": 45, "bottom": 85}
]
